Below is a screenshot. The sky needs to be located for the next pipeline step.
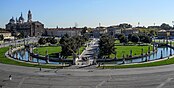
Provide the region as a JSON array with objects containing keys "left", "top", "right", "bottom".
[{"left": 1, "top": 0, "right": 174, "bottom": 28}]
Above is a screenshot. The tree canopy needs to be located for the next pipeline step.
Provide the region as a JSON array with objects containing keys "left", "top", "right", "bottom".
[
  {"left": 59, "top": 34, "right": 88, "bottom": 59},
  {"left": 161, "top": 23, "right": 172, "bottom": 30},
  {"left": 99, "top": 34, "right": 115, "bottom": 58},
  {"left": 119, "top": 23, "right": 132, "bottom": 28},
  {"left": 131, "top": 34, "right": 140, "bottom": 43}
]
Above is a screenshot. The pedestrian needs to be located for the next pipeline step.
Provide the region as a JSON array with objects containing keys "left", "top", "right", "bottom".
[
  {"left": 9, "top": 75, "right": 12, "bottom": 81},
  {"left": 39, "top": 67, "right": 42, "bottom": 71}
]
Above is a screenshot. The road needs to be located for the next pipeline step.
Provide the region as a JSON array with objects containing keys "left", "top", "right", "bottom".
[{"left": 1, "top": 61, "right": 174, "bottom": 88}]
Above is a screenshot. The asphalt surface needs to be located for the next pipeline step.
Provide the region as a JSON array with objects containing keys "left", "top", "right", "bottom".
[{"left": 0, "top": 62, "right": 174, "bottom": 88}]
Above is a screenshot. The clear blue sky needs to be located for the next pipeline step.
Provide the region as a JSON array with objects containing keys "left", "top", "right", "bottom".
[{"left": 1, "top": 0, "right": 174, "bottom": 28}]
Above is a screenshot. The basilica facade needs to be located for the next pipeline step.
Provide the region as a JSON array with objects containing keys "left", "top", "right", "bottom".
[{"left": 6, "top": 10, "right": 44, "bottom": 37}]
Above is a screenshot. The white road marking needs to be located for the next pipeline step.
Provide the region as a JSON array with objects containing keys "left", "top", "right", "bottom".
[
  {"left": 156, "top": 78, "right": 173, "bottom": 88},
  {"left": 96, "top": 75, "right": 112, "bottom": 88},
  {"left": 96, "top": 80, "right": 106, "bottom": 88},
  {"left": 17, "top": 77, "right": 27, "bottom": 88}
]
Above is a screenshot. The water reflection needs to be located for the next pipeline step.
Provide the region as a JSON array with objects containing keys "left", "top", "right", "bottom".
[
  {"left": 116, "top": 47, "right": 174, "bottom": 64},
  {"left": 13, "top": 46, "right": 174, "bottom": 65}
]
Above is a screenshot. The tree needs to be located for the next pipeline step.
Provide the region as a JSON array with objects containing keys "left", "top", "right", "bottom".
[
  {"left": 81, "top": 26, "right": 88, "bottom": 35},
  {"left": 131, "top": 34, "right": 140, "bottom": 43},
  {"left": 138, "top": 34, "right": 152, "bottom": 44},
  {"left": 122, "top": 37, "right": 128, "bottom": 44},
  {"left": 142, "top": 35, "right": 152, "bottom": 43},
  {"left": 46, "top": 37, "right": 52, "bottom": 43},
  {"left": 38, "top": 38, "right": 47, "bottom": 45},
  {"left": 117, "top": 34, "right": 125, "bottom": 40},
  {"left": 119, "top": 23, "right": 132, "bottom": 28},
  {"left": 0, "top": 35, "right": 4, "bottom": 41},
  {"left": 119, "top": 35, "right": 128, "bottom": 44},
  {"left": 99, "top": 34, "right": 115, "bottom": 58},
  {"left": 128, "top": 34, "right": 132, "bottom": 41},
  {"left": 60, "top": 37, "right": 75, "bottom": 59},
  {"left": 60, "top": 34, "right": 87, "bottom": 60},
  {"left": 139, "top": 34, "right": 145, "bottom": 43},
  {"left": 50, "top": 38, "right": 58, "bottom": 44},
  {"left": 83, "top": 33, "right": 89, "bottom": 41},
  {"left": 161, "top": 23, "right": 172, "bottom": 30},
  {"left": 59, "top": 34, "right": 69, "bottom": 45},
  {"left": 149, "top": 30, "right": 156, "bottom": 36}
]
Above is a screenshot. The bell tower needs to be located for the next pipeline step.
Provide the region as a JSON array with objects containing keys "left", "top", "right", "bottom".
[{"left": 27, "top": 10, "right": 32, "bottom": 22}]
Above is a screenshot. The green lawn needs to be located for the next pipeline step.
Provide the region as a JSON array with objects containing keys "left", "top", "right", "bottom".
[
  {"left": 33, "top": 46, "right": 85, "bottom": 58},
  {"left": 79, "top": 46, "right": 85, "bottom": 54},
  {"left": 100, "top": 57, "right": 174, "bottom": 69},
  {"left": 114, "top": 40, "right": 120, "bottom": 44},
  {"left": 33, "top": 46, "right": 62, "bottom": 57},
  {"left": 110, "top": 45, "right": 153, "bottom": 59},
  {"left": 0, "top": 47, "right": 65, "bottom": 69}
]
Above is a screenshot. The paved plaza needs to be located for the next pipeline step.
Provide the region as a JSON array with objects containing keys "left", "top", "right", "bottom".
[{"left": 1, "top": 63, "right": 174, "bottom": 88}]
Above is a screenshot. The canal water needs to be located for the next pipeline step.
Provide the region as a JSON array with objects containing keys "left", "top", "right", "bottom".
[
  {"left": 12, "top": 46, "right": 174, "bottom": 64},
  {"left": 116, "top": 46, "right": 174, "bottom": 64},
  {"left": 13, "top": 49, "right": 59, "bottom": 64}
]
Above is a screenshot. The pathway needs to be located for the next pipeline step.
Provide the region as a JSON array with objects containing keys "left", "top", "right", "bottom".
[{"left": 68, "top": 38, "right": 99, "bottom": 68}]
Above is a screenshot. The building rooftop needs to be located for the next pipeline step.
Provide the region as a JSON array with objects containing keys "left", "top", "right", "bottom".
[
  {"left": 45, "top": 27, "right": 82, "bottom": 31},
  {"left": 0, "top": 29, "right": 11, "bottom": 33}
]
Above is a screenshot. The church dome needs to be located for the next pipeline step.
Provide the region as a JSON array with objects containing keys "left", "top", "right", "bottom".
[
  {"left": 19, "top": 16, "right": 24, "bottom": 21},
  {"left": 9, "top": 17, "right": 15, "bottom": 23},
  {"left": 19, "top": 13, "right": 24, "bottom": 21}
]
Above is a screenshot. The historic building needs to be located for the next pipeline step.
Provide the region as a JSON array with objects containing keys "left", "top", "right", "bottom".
[
  {"left": 107, "top": 26, "right": 121, "bottom": 37},
  {"left": 5, "top": 10, "right": 44, "bottom": 37},
  {"left": 44, "top": 27, "right": 82, "bottom": 37},
  {"left": 121, "top": 28, "right": 139, "bottom": 36},
  {"left": 0, "top": 29, "right": 14, "bottom": 40}
]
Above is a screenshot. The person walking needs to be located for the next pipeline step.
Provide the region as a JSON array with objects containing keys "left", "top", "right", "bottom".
[{"left": 9, "top": 75, "right": 12, "bottom": 81}]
